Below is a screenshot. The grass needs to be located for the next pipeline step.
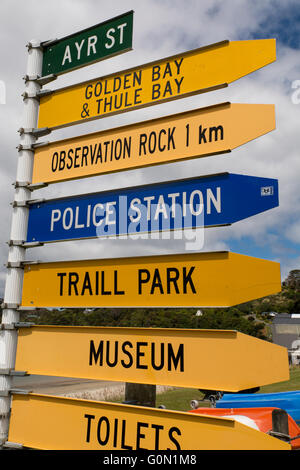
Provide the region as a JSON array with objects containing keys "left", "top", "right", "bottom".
[{"left": 155, "top": 366, "right": 300, "bottom": 412}]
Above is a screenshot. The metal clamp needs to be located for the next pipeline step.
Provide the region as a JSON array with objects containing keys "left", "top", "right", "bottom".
[
  {"left": 21, "top": 241, "right": 44, "bottom": 248},
  {"left": 6, "top": 261, "right": 26, "bottom": 269},
  {"left": 3, "top": 441, "right": 24, "bottom": 449},
  {"left": 18, "top": 127, "right": 51, "bottom": 138},
  {"left": 1, "top": 303, "right": 20, "bottom": 310},
  {"left": 36, "top": 74, "right": 57, "bottom": 86},
  {"left": 26, "top": 41, "right": 43, "bottom": 50},
  {"left": 7, "top": 240, "right": 25, "bottom": 247},
  {"left": 11, "top": 200, "right": 29, "bottom": 208},
  {"left": 0, "top": 369, "right": 28, "bottom": 377},
  {"left": 16, "top": 143, "right": 35, "bottom": 152},
  {"left": 0, "top": 321, "right": 35, "bottom": 330}
]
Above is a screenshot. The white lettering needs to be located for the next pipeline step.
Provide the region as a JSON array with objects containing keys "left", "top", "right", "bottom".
[{"left": 61, "top": 45, "right": 72, "bottom": 65}]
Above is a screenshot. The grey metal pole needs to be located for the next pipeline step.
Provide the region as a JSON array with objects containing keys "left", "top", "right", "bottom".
[{"left": 0, "top": 40, "right": 42, "bottom": 445}]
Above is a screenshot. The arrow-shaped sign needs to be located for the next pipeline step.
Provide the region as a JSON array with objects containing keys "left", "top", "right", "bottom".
[
  {"left": 21, "top": 251, "right": 281, "bottom": 308},
  {"left": 32, "top": 102, "right": 275, "bottom": 184},
  {"left": 37, "top": 39, "right": 276, "bottom": 130},
  {"left": 26, "top": 173, "right": 279, "bottom": 244},
  {"left": 8, "top": 393, "right": 290, "bottom": 449},
  {"left": 15, "top": 326, "right": 289, "bottom": 392}
]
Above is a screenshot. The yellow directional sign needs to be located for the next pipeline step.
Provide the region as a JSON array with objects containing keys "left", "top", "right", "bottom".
[
  {"left": 8, "top": 393, "right": 290, "bottom": 450},
  {"left": 15, "top": 326, "right": 289, "bottom": 392},
  {"left": 32, "top": 102, "right": 275, "bottom": 184},
  {"left": 21, "top": 251, "right": 281, "bottom": 308},
  {"left": 37, "top": 39, "right": 276, "bottom": 130}
]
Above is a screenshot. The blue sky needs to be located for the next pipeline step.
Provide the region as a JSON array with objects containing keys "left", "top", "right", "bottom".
[{"left": 0, "top": 0, "right": 299, "bottom": 296}]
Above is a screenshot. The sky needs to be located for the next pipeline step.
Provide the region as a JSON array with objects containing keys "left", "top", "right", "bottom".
[{"left": 0, "top": 0, "right": 299, "bottom": 298}]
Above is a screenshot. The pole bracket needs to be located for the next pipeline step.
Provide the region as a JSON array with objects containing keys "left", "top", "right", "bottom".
[
  {"left": 27, "top": 182, "right": 49, "bottom": 191},
  {"left": 26, "top": 41, "right": 43, "bottom": 50},
  {"left": 1, "top": 303, "right": 20, "bottom": 310},
  {"left": 37, "top": 74, "right": 57, "bottom": 86},
  {"left": 2, "top": 441, "right": 23, "bottom": 449},
  {"left": 18, "top": 127, "right": 51, "bottom": 138},
  {"left": 16, "top": 143, "right": 35, "bottom": 152},
  {"left": 0, "top": 369, "right": 28, "bottom": 377},
  {"left": 11, "top": 200, "right": 29, "bottom": 208}
]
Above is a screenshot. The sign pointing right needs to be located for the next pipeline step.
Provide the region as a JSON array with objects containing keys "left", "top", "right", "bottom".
[{"left": 37, "top": 39, "right": 276, "bottom": 130}]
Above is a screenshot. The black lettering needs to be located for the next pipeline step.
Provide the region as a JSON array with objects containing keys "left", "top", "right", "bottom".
[
  {"left": 174, "top": 58, "right": 184, "bottom": 75},
  {"left": 168, "top": 127, "right": 176, "bottom": 149},
  {"left": 69, "top": 272, "right": 79, "bottom": 295},
  {"left": 152, "top": 83, "right": 161, "bottom": 100},
  {"left": 66, "top": 148, "right": 74, "bottom": 169},
  {"left": 158, "top": 129, "right": 166, "bottom": 152},
  {"left": 84, "top": 414, "right": 95, "bottom": 442},
  {"left": 183, "top": 266, "right": 196, "bottom": 293},
  {"left": 113, "top": 76, "right": 121, "bottom": 92},
  {"left": 106, "top": 341, "right": 118, "bottom": 367},
  {"left": 57, "top": 272, "right": 66, "bottom": 295},
  {"left": 58, "top": 150, "right": 66, "bottom": 171},
  {"left": 94, "top": 81, "right": 102, "bottom": 97},
  {"left": 148, "top": 131, "right": 156, "bottom": 154},
  {"left": 163, "top": 81, "right": 172, "bottom": 97},
  {"left": 138, "top": 269, "right": 150, "bottom": 294},
  {"left": 152, "top": 423, "right": 164, "bottom": 450},
  {"left": 133, "top": 70, "right": 142, "bottom": 87},
  {"left": 114, "top": 270, "right": 125, "bottom": 295},
  {"left": 151, "top": 342, "right": 164, "bottom": 371},
  {"left": 74, "top": 147, "right": 80, "bottom": 168},
  {"left": 152, "top": 65, "right": 160, "bottom": 81},
  {"left": 51, "top": 152, "right": 58, "bottom": 172},
  {"left": 134, "top": 88, "right": 142, "bottom": 105},
  {"left": 81, "top": 271, "right": 93, "bottom": 295},
  {"left": 121, "top": 341, "right": 133, "bottom": 368},
  {"left": 121, "top": 420, "right": 133, "bottom": 450},
  {"left": 136, "top": 342, "right": 148, "bottom": 369},
  {"left": 199, "top": 125, "right": 207, "bottom": 144},
  {"left": 174, "top": 76, "right": 184, "bottom": 93},
  {"left": 85, "top": 84, "right": 93, "bottom": 99},
  {"left": 166, "top": 267, "right": 180, "bottom": 294},
  {"left": 163, "top": 62, "right": 172, "bottom": 78},
  {"left": 168, "top": 426, "right": 181, "bottom": 450},
  {"left": 89, "top": 340, "right": 104, "bottom": 366},
  {"left": 81, "top": 146, "right": 89, "bottom": 166},
  {"left": 150, "top": 268, "right": 163, "bottom": 294},
  {"left": 113, "top": 418, "right": 118, "bottom": 448},
  {"left": 209, "top": 125, "right": 224, "bottom": 142},
  {"left": 101, "top": 271, "right": 112, "bottom": 295},
  {"left": 168, "top": 343, "right": 184, "bottom": 371},
  {"left": 136, "top": 422, "right": 148, "bottom": 450},
  {"left": 139, "top": 134, "right": 147, "bottom": 156},
  {"left": 97, "top": 416, "right": 110, "bottom": 445}
]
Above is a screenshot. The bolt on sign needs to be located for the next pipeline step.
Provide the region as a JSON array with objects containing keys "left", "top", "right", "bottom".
[
  {"left": 37, "top": 39, "right": 276, "bottom": 130},
  {"left": 26, "top": 173, "right": 279, "bottom": 244},
  {"left": 41, "top": 11, "right": 134, "bottom": 76},
  {"left": 8, "top": 393, "right": 290, "bottom": 450},
  {"left": 15, "top": 326, "right": 289, "bottom": 392},
  {"left": 32, "top": 102, "right": 275, "bottom": 185},
  {"left": 20, "top": 251, "right": 281, "bottom": 308}
]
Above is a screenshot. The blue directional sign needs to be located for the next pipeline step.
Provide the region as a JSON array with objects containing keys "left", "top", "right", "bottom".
[{"left": 26, "top": 173, "right": 279, "bottom": 243}]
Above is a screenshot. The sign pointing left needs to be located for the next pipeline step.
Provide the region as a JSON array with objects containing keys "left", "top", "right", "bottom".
[{"left": 41, "top": 11, "right": 134, "bottom": 76}]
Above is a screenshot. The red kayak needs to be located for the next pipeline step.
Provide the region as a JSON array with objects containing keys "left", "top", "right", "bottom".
[{"left": 189, "top": 407, "right": 300, "bottom": 450}]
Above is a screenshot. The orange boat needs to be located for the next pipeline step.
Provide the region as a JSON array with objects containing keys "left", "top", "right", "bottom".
[{"left": 189, "top": 407, "right": 300, "bottom": 450}]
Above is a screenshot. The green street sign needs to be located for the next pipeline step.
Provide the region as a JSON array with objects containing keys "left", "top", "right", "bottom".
[{"left": 41, "top": 10, "right": 134, "bottom": 77}]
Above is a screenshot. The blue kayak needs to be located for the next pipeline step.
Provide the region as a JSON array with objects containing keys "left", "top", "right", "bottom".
[{"left": 216, "top": 390, "right": 300, "bottom": 424}]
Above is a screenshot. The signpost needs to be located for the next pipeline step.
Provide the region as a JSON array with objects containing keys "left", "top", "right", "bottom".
[
  {"left": 20, "top": 252, "right": 281, "bottom": 308},
  {"left": 32, "top": 102, "right": 275, "bottom": 184},
  {"left": 15, "top": 326, "right": 289, "bottom": 392},
  {"left": 37, "top": 39, "right": 276, "bottom": 130},
  {"left": 41, "top": 11, "right": 134, "bottom": 76},
  {"left": 27, "top": 173, "right": 279, "bottom": 243},
  {"left": 7, "top": 393, "right": 290, "bottom": 450}
]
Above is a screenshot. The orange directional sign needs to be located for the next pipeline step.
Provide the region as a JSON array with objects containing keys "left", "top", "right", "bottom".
[
  {"left": 37, "top": 39, "right": 276, "bottom": 130},
  {"left": 21, "top": 251, "right": 281, "bottom": 308},
  {"left": 8, "top": 393, "right": 290, "bottom": 450},
  {"left": 32, "top": 102, "right": 275, "bottom": 184},
  {"left": 15, "top": 326, "right": 289, "bottom": 392}
]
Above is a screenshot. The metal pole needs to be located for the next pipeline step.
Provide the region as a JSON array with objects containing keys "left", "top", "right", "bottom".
[{"left": 0, "top": 40, "right": 42, "bottom": 445}]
